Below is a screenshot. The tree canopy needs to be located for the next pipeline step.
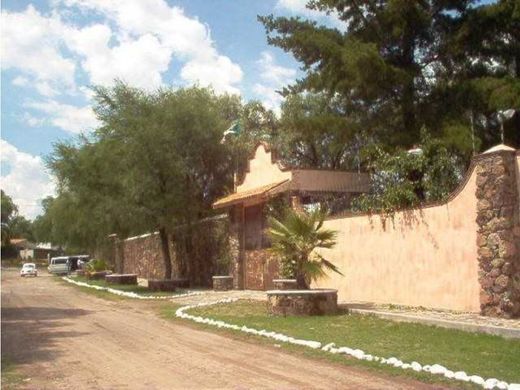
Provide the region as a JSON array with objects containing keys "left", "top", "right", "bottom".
[{"left": 259, "top": 0, "right": 519, "bottom": 152}]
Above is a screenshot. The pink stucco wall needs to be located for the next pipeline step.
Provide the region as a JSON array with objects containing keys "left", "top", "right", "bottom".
[{"left": 314, "top": 166, "right": 481, "bottom": 312}]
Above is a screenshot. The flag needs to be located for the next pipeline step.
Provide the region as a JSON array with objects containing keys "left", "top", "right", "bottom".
[{"left": 220, "top": 121, "right": 241, "bottom": 144}]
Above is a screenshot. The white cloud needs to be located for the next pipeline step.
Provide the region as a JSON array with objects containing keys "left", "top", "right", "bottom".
[
  {"left": 58, "top": 0, "right": 243, "bottom": 94},
  {"left": 12, "top": 76, "right": 30, "bottom": 87},
  {"left": 25, "top": 100, "right": 99, "bottom": 134},
  {"left": 1, "top": 140, "right": 55, "bottom": 219},
  {"left": 21, "top": 113, "right": 46, "bottom": 127},
  {"left": 253, "top": 51, "right": 296, "bottom": 113},
  {"left": 66, "top": 25, "right": 172, "bottom": 90},
  {"left": 275, "top": 0, "right": 345, "bottom": 30},
  {"left": 1, "top": 5, "right": 76, "bottom": 93}
]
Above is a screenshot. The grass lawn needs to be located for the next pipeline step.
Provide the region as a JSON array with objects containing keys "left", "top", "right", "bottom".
[
  {"left": 69, "top": 275, "right": 182, "bottom": 297},
  {"left": 1, "top": 357, "right": 24, "bottom": 389},
  {"left": 182, "top": 300, "right": 520, "bottom": 384}
]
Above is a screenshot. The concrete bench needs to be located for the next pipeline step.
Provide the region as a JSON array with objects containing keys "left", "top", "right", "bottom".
[
  {"left": 105, "top": 274, "right": 138, "bottom": 285},
  {"left": 147, "top": 279, "right": 176, "bottom": 292}
]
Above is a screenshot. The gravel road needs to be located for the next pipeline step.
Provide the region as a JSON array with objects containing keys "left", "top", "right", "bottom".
[{"left": 1, "top": 269, "right": 440, "bottom": 389}]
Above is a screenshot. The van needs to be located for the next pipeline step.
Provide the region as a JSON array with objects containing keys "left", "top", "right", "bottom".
[{"left": 48, "top": 257, "right": 69, "bottom": 275}]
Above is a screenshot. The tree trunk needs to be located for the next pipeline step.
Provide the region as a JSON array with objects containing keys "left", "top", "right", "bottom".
[
  {"left": 295, "top": 259, "right": 309, "bottom": 289},
  {"left": 159, "top": 227, "right": 172, "bottom": 280}
]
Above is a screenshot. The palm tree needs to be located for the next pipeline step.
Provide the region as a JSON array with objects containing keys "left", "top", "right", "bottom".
[{"left": 267, "top": 207, "right": 342, "bottom": 289}]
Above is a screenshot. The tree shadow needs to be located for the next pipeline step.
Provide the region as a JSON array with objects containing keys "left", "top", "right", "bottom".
[{"left": 1, "top": 306, "right": 92, "bottom": 365}]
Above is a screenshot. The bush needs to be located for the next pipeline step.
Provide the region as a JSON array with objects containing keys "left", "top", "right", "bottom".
[{"left": 85, "top": 258, "right": 108, "bottom": 272}]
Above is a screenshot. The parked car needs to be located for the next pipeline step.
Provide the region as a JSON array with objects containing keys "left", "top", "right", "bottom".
[
  {"left": 48, "top": 256, "right": 69, "bottom": 275},
  {"left": 20, "top": 263, "right": 38, "bottom": 277}
]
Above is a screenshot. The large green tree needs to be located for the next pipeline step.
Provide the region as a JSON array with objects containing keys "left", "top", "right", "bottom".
[
  {"left": 259, "top": 0, "right": 519, "bottom": 152},
  {"left": 276, "top": 92, "right": 360, "bottom": 169},
  {"left": 45, "top": 84, "right": 252, "bottom": 279}
]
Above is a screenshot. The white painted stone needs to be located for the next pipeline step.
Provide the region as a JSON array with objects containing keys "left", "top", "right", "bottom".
[
  {"left": 430, "top": 364, "right": 447, "bottom": 375},
  {"left": 469, "top": 375, "right": 484, "bottom": 386},
  {"left": 454, "top": 371, "right": 469, "bottom": 381}
]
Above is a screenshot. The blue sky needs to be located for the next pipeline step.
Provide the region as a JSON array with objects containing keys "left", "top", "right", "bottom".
[{"left": 1, "top": 0, "right": 343, "bottom": 218}]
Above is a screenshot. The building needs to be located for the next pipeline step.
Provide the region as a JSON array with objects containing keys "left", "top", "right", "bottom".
[{"left": 212, "top": 142, "right": 371, "bottom": 290}]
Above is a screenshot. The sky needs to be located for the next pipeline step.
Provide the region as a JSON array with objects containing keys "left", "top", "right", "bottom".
[{"left": 1, "top": 0, "right": 343, "bottom": 219}]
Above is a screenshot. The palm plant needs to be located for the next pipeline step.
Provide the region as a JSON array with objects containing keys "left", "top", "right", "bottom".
[{"left": 267, "top": 207, "right": 342, "bottom": 289}]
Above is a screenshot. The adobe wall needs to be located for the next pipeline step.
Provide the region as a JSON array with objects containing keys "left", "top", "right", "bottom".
[{"left": 314, "top": 148, "right": 520, "bottom": 316}]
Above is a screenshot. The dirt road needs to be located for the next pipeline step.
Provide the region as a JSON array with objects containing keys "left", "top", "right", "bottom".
[{"left": 2, "top": 269, "right": 438, "bottom": 389}]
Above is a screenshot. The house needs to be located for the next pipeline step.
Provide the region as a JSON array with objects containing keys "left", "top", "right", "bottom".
[
  {"left": 10, "top": 238, "right": 61, "bottom": 260},
  {"left": 212, "top": 142, "right": 371, "bottom": 290}
]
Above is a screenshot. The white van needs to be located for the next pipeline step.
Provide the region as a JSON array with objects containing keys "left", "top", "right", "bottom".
[{"left": 48, "top": 257, "right": 69, "bottom": 275}]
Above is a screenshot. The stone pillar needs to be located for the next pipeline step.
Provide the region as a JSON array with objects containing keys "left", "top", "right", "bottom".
[
  {"left": 475, "top": 147, "right": 520, "bottom": 318},
  {"left": 108, "top": 234, "right": 124, "bottom": 274},
  {"left": 230, "top": 205, "right": 244, "bottom": 289}
]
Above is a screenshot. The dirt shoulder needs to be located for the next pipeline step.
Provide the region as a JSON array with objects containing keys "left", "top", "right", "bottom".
[{"left": 2, "top": 269, "right": 439, "bottom": 389}]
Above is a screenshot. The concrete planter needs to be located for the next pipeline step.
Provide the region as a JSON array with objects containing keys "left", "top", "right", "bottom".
[
  {"left": 213, "top": 276, "right": 233, "bottom": 291},
  {"left": 272, "top": 279, "right": 298, "bottom": 290},
  {"left": 148, "top": 279, "right": 177, "bottom": 292},
  {"left": 267, "top": 289, "right": 338, "bottom": 316},
  {"left": 105, "top": 273, "right": 138, "bottom": 285}
]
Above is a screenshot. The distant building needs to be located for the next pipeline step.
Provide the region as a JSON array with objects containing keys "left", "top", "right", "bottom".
[{"left": 10, "top": 238, "right": 61, "bottom": 260}]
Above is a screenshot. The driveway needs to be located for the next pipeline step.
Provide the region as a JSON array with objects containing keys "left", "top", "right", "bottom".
[{"left": 1, "top": 269, "right": 439, "bottom": 389}]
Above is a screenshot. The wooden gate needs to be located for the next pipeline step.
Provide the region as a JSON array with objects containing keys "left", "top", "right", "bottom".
[{"left": 245, "top": 249, "right": 279, "bottom": 290}]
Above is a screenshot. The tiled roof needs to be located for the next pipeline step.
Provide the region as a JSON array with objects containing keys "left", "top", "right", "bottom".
[{"left": 213, "top": 180, "right": 289, "bottom": 209}]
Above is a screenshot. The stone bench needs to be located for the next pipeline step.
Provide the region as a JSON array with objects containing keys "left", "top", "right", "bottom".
[
  {"left": 171, "top": 278, "right": 190, "bottom": 288},
  {"left": 105, "top": 274, "right": 138, "bottom": 285},
  {"left": 267, "top": 289, "right": 338, "bottom": 316},
  {"left": 147, "top": 279, "right": 176, "bottom": 292},
  {"left": 86, "top": 271, "right": 110, "bottom": 280},
  {"left": 213, "top": 276, "right": 233, "bottom": 291},
  {"left": 272, "top": 279, "right": 298, "bottom": 290}
]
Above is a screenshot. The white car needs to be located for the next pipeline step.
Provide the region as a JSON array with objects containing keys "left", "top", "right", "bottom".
[
  {"left": 20, "top": 263, "right": 38, "bottom": 277},
  {"left": 48, "top": 257, "right": 69, "bottom": 275}
]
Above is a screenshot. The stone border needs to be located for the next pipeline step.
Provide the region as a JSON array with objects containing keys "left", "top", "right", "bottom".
[
  {"left": 62, "top": 277, "right": 204, "bottom": 300},
  {"left": 176, "top": 299, "right": 518, "bottom": 389},
  {"left": 349, "top": 308, "right": 520, "bottom": 340}
]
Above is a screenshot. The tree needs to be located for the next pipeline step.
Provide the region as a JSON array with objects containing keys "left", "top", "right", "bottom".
[
  {"left": 1, "top": 190, "right": 18, "bottom": 247},
  {"left": 276, "top": 92, "right": 360, "bottom": 169},
  {"left": 9, "top": 215, "right": 34, "bottom": 242},
  {"left": 259, "top": 1, "right": 519, "bottom": 153},
  {"left": 352, "top": 131, "right": 463, "bottom": 214},
  {"left": 267, "top": 207, "right": 341, "bottom": 289},
  {"left": 89, "top": 84, "right": 240, "bottom": 279}
]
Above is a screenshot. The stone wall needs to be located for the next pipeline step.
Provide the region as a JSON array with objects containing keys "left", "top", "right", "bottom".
[
  {"left": 476, "top": 150, "right": 520, "bottom": 317},
  {"left": 114, "top": 216, "right": 230, "bottom": 286},
  {"left": 122, "top": 233, "right": 166, "bottom": 280}
]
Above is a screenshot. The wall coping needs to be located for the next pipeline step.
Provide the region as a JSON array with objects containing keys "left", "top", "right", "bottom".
[
  {"left": 212, "top": 276, "right": 233, "bottom": 279},
  {"left": 272, "top": 279, "right": 297, "bottom": 282},
  {"left": 267, "top": 289, "right": 337, "bottom": 295}
]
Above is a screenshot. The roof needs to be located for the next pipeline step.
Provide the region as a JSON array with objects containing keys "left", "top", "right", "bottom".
[
  {"left": 213, "top": 180, "right": 289, "bottom": 209},
  {"left": 212, "top": 143, "right": 372, "bottom": 209},
  {"left": 483, "top": 144, "right": 516, "bottom": 154}
]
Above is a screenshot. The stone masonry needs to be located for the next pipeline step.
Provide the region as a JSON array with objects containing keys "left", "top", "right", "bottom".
[{"left": 476, "top": 149, "right": 520, "bottom": 318}]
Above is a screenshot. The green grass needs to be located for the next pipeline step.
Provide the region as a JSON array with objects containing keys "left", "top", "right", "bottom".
[
  {"left": 67, "top": 276, "right": 183, "bottom": 297},
  {"left": 1, "top": 357, "right": 24, "bottom": 389},
  {"left": 182, "top": 300, "right": 520, "bottom": 384}
]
